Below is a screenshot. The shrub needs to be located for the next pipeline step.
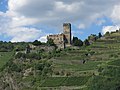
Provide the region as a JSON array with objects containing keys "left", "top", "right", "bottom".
[
  {"left": 6, "top": 60, "right": 22, "bottom": 72},
  {"left": 15, "top": 52, "right": 26, "bottom": 59},
  {"left": 32, "top": 40, "right": 42, "bottom": 46},
  {"left": 109, "top": 54, "right": 118, "bottom": 58},
  {"left": 84, "top": 39, "right": 90, "bottom": 46}
]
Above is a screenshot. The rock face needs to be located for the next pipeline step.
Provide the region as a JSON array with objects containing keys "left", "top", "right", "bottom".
[{"left": 47, "top": 23, "right": 72, "bottom": 49}]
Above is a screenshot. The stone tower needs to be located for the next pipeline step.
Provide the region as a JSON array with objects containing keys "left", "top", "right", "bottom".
[{"left": 63, "top": 23, "right": 71, "bottom": 45}]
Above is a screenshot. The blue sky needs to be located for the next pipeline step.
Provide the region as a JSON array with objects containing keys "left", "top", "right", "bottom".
[
  {"left": 0, "top": 0, "right": 8, "bottom": 12},
  {"left": 0, "top": 0, "right": 120, "bottom": 42}
]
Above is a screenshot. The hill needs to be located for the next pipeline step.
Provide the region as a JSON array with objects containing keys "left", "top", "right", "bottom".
[{"left": 0, "top": 31, "right": 120, "bottom": 90}]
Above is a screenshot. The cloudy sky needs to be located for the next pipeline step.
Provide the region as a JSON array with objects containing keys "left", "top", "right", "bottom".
[{"left": 0, "top": 0, "right": 120, "bottom": 42}]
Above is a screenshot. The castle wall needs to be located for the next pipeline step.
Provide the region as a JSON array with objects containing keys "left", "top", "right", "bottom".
[
  {"left": 47, "top": 33, "right": 65, "bottom": 48},
  {"left": 47, "top": 23, "right": 72, "bottom": 49},
  {"left": 48, "top": 34, "right": 64, "bottom": 44}
]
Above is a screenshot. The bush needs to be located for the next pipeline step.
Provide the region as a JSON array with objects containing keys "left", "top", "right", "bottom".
[
  {"left": 108, "top": 59, "right": 120, "bottom": 66},
  {"left": 54, "top": 71, "right": 60, "bottom": 75},
  {"left": 34, "top": 60, "right": 52, "bottom": 76},
  {"left": 87, "top": 76, "right": 120, "bottom": 90},
  {"left": 15, "top": 52, "right": 25, "bottom": 59},
  {"left": 47, "top": 38, "right": 55, "bottom": 46},
  {"left": 89, "top": 51, "right": 95, "bottom": 55},
  {"left": 32, "top": 40, "right": 42, "bottom": 46},
  {"left": 84, "top": 39, "right": 90, "bottom": 46},
  {"left": 72, "top": 37, "right": 83, "bottom": 46},
  {"left": 0, "top": 41, "right": 14, "bottom": 52},
  {"left": 26, "top": 53, "right": 41, "bottom": 60},
  {"left": 109, "top": 54, "right": 118, "bottom": 58},
  {"left": 6, "top": 60, "right": 22, "bottom": 72},
  {"left": 98, "top": 67, "right": 104, "bottom": 72}
]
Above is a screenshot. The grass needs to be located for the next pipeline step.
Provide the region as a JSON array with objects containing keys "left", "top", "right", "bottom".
[
  {"left": 54, "top": 61, "right": 101, "bottom": 71},
  {"left": 55, "top": 54, "right": 85, "bottom": 60},
  {"left": 62, "top": 77, "right": 89, "bottom": 86},
  {"left": 40, "top": 77, "right": 67, "bottom": 87},
  {"left": 0, "top": 52, "right": 13, "bottom": 69},
  {"left": 108, "top": 59, "right": 120, "bottom": 66},
  {"left": 40, "top": 76, "right": 90, "bottom": 87}
]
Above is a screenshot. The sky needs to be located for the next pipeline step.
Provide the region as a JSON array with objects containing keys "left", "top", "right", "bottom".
[{"left": 0, "top": 0, "right": 120, "bottom": 42}]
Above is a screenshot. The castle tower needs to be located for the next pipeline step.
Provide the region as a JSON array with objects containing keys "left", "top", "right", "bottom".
[{"left": 63, "top": 23, "right": 71, "bottom": 45}]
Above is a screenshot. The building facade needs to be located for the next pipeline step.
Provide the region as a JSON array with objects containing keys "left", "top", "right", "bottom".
[{"left": 47, "top": 23, "right": 72, "bottom": 48}]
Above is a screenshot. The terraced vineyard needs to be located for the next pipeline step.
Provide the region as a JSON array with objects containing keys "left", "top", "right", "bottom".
[
  {"left": 0, "top": 32, "right": 120, "bottom": 90},
  {"left": 38, "top": 32, "right": 120, "bottom": 90},
  {"left": 40, "top": 77, "right": 89, "bottom": 87}
]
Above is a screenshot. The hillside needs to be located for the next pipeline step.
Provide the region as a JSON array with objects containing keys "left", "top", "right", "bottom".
[{"left": 0, "top": 32, "right": 120, "bottom": 90}]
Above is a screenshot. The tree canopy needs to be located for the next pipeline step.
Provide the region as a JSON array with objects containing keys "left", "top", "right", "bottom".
[
  {"left": 98, "top": 32, "right": 102, "bottom": 38},
  {"left": 72, "top": 37, "right": 83, "bottom": 46},
  {"left": 32, "top": 40, "right": 42, "bottom": 46},
  {"left": 47, "top": 38, "right": 55, "bottom": 46},
  {"left": 84, "top": 39, "right": 90, "bottom": 46}
]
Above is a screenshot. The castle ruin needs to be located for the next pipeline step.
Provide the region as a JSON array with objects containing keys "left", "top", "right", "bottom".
[{"left": 47, "top": 23, "right": 72, "bottom": 48}]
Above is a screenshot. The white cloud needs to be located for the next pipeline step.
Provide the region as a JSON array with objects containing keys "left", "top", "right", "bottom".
[
  {"left": 78, "top": 24, "right": 85, "bottom": 29},
  {"left": 0, "top": 12, "right": 43, "bottom": 42},
  {"left": 7, "top": 0, "right": 120, "bottom": 26},
  {"left": 9, "top": 27, "right": 42, "bottom": 42},
  {"left": 102, "top": 26, "right": 119, "bottom": 34},
  {"left": 111, "top": 4, "right": 120, "bottom": 25},
  {"left": 1, "top": 0, "right": 120, "bottom": 42},
  {"left": 38, "top": 35, "right": 47, "bottom": 43},
  {"left": 96, "top": 19, "right": 106, "bottom": 26},
  {"left": 54, "top": 1, "right": 82, "bottom": 13}
]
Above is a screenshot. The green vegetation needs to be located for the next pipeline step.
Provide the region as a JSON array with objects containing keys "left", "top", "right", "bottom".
[
  {"left": 0, "top": 30, "right": 120, "bottom": 90},
  {"left": 72, "top": 37, "right": 83, "bottom": 46},
  {"left": 0, "top": 52, "right": 13, "bottom": 70},
  {"left": 47, "top": 38, "right": 55, "bottom": 46},
  {"left": 54, "top": 61, "right": 101, "bottom": 71},
  {"left": 108, "top": 59, "right": 120, "bottom": 66},
  {"left": 40, "top": 76, "right": 89, "bottom": 87},
  {"left": 32, "top": 40, "right": 42, "bottom": 46},
  {"left": 88, "top": 60, "right": 120, "bottom": 90},
  {"left": 0, "top": 41, "right": 14, "bottom": 52},
  {"left": 84, "top": 39, "right": 90, "bottom": 46}
]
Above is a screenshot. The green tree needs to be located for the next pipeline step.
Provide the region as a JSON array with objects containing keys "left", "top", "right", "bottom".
[
  {"left": 84, "top": 39, "right": 90, "bottom": 46},
  {"left": 88, "top": 34, "right": 97, "bottom": 42},
  {"left": 0, "top": 41, "right": 14, "bottom": 52},
  {"left": 73, "top": 37, "right": 78, "bottom": 44},
  {"left": 32, "top": 40, "right": 42, "bottom": 46},
  {"left": 116, "top": 30, "right": 119, "bottom": 32},
  {"left": 72, "top": 37, "right": 83, "bottom": 46},
  {"left": 105, "top": 31, "right": 110, "bottom": 36},
  {"left": 47, "top": 38, "right": 55, "bottom": 46},
  {"left": 98, "top": 32, "right": 102, "bottom": 38}
]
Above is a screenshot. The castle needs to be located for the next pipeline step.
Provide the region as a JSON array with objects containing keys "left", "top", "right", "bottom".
[{"left": 47, "top": 23, "right": 72, "bottom": 48}]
